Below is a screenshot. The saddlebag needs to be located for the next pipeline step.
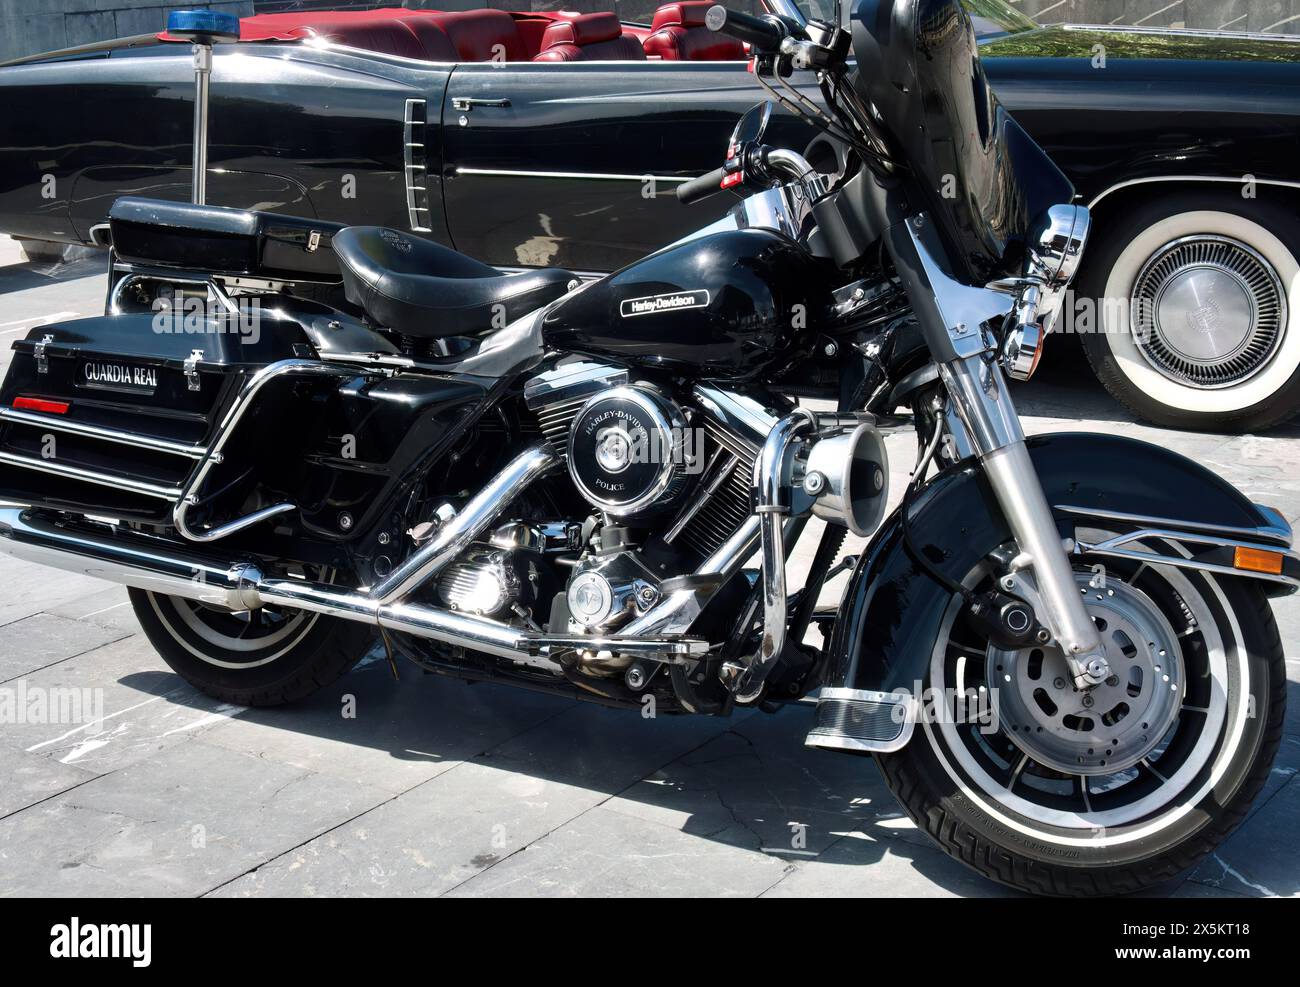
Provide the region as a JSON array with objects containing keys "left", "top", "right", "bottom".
[{"left": 0, "top": 312, "right": 311, "bottom": 524}]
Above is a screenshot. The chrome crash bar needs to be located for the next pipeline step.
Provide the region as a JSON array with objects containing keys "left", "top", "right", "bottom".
[{"left": 0, "top": 444, "right": 714, "bottom": 667}]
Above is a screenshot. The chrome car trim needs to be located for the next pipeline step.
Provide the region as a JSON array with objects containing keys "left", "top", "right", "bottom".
[
  {"left": 1088, "top": 174, "right": 1300, "bottom": 211},
  {"left": 455, "top": 167, "right": 689, "bottom": 184},
  {"left": 0, "top": 407, "right": 208, "bottom": 460},
  {"left": 404, "top": 98, "right": 433, "bottom": 234},
  {"left": 1063, "top": 23, "right": 1300, "bottom": 44}
]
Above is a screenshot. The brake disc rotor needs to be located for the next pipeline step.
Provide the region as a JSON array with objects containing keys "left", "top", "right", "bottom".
[{"left": 987, "top": 573, "right": 1185, "bottom": 775}]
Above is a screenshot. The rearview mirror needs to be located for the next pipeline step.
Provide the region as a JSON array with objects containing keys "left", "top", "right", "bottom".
[{"left": 729, "top": 101, "right": 773, "bottom": 152}]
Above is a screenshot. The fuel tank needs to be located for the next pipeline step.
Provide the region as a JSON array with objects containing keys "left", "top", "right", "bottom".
[{"left": 541, "top": 229, "right": 832, "bottom": 380}]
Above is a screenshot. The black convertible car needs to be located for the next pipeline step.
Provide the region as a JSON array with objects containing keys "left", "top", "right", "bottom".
[{"left": 2, "top": 0, "right": 1300, "bottom": 431}]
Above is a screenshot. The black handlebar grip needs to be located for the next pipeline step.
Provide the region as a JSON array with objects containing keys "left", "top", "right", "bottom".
[
  {"left": 704, "top": 5, "right": 784, "bottom": 51},
  {"left": 676, "top": 166, "right": 729, "bottom": 205}
]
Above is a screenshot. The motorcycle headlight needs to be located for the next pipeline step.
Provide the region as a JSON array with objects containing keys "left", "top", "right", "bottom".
[
  {"left": 1002, "top": 205, "right": 1091, "bottom": 381},
  {"left": 1026, "top": 203, "right": 1091, "bottom": 289}
]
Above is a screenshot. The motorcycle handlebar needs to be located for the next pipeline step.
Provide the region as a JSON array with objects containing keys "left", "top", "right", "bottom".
[
  {"left": 704, "top": 4, "right": 784, "bottom": 52},
  {"left": 675, "top": 166, "right": 729, "bottom": 205}
]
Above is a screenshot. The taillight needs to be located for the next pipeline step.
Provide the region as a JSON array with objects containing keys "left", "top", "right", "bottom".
[{"left": 11, "top": 397, "right": 70, "bottom": 415}]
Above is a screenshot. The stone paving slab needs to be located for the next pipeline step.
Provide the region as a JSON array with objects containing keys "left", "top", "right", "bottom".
[
  {"left": 208, "top": 759, "right": 615, "bottom": 898},
  {"left": 0, "top": 611, "right": 132, "bottom": 682},
  {"left": 0, "top": 738, "right": 96, "bottom": 818},
  {"left": 0, "top": 634, "right": 245, "bottom": 776},
  {"left": 446, "top": 803, "right": 795, "bottom": 898},
  {"left": 199, "top": 661, "right": 573, "bottom": 796},
  {"left": 0, "top": 739, "right": 391, "bottom": 897},
  {"left": 45, "top": 585, "right": 139, "bottom": 635}
]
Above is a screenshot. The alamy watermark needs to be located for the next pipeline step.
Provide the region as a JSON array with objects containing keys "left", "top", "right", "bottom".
[
  {"left": 0, "top": 680, "right": 104, "bottom": 731},
  {"left": 151, "top": 290, "right": 261, "bottom": 344}
]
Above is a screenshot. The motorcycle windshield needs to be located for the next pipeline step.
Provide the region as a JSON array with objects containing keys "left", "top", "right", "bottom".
[{"left": 849, "top": 0, "right": 1074, "bottom": 284}]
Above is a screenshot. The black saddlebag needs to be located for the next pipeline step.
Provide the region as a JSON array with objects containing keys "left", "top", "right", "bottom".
[
  {"left": 0, "top": 312, "right": 311, "bottom": 524},
  {"left": 108, "top": 197, "right": 344, "bottom": 283}
]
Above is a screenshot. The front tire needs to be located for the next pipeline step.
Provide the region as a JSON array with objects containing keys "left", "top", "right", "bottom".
[
  {"left": 1078, "top": 190, "right": 1300, "bottom": 432},
  {"left": 130, "top": 586, "right": 374, "bottom": 707},
  {"left": 877, "top": 555, "right": 1285, "bottom": 896}
]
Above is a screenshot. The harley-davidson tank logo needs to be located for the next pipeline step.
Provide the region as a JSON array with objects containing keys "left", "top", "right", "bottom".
[
  {"left": 619, "top": 290, "right": 710, "bottom": 318},
  {"left": 79, "top": 361, "right": 158, "bottom": 394}
]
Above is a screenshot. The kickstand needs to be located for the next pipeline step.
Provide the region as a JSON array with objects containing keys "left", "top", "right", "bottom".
[{"left": 378, "top": 626, "right": 401, "bottom": 682}]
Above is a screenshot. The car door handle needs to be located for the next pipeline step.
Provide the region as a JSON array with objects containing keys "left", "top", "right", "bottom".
[{"left": 452, "top": 97, "right": 511, "bottom": 112}]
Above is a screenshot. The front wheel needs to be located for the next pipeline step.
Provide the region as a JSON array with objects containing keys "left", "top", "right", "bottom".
[{"left": 877, "top": 551, "right": 1285, "bottom": 896}]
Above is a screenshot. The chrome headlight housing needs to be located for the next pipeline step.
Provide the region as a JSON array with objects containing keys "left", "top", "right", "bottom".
[
  {"left": 1026, "top": 203, "right": 1091, "bottom": 290},
  {"left": 1002, "top": 204, "right": 1091, "bottom": 380}
]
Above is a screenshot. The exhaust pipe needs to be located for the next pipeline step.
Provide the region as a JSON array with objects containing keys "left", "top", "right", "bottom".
[
  {"left": 0, "top": 507, "right": 264, "bottom": 611},
  {"left": 0, "top": 444, "right": 707, "bottom": 662}
]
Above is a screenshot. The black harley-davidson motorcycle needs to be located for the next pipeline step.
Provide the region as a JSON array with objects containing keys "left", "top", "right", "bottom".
[{"left": 0, "top": 0, "right": 1295, "bottom": 896}]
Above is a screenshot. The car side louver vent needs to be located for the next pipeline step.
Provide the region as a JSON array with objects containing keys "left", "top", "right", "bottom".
[{"left": 404, "top": 98, "right": 432, "bottom": 234}]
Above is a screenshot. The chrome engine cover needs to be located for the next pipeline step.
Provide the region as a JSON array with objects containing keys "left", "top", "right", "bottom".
[
  {"left": 566, "top": 551, "right": 661, "bottom": 633},
  {"left": 566, "top": 385, "right": 692, "bottom": 518},
  {"left": 436, "top": 547, "right": 523, "bottom": 618}
]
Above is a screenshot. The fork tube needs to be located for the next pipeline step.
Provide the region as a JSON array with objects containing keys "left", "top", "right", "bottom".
[{"left": 940, "top": 354, "right": 1107, "bottom": 684}]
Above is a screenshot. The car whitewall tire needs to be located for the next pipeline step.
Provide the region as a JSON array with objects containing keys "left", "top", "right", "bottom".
[{"left": 1079, "top": 193, "right": 1300, "bottom": 431}]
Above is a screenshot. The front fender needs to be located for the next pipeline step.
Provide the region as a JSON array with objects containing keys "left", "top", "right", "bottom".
[{"left": 817, "top": 432, "right": 1289, "bottom": 733}]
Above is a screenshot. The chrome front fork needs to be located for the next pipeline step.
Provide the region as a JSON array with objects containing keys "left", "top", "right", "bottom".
[{"left": 940, "top": 353, "right": 1110, "bottom": 688}]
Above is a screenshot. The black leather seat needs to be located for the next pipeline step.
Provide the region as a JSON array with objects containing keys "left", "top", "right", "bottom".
[{"left": 332, "top": 227, "right": 574, "bottom": 338}]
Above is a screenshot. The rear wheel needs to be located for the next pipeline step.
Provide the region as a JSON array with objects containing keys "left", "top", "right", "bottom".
[
  {"left": 129, "top": 572, "right": 373, "bottom": 706},
  {"left": 877, "top": 548, "right": 1285, "bottom": 896},
  {"left": 1078, "top": 191, "right": 1300, "bottom": 431}
]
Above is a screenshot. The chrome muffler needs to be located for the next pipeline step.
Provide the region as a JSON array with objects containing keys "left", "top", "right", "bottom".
[
  {"left": 0, "top": 444, "right": 706, "bottom": 663},
  {"left": 0, "top": 507, "right": 264, "bottom": 611}
]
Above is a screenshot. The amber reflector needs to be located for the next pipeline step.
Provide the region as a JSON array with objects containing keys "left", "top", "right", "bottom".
[
  {"left": 12, "top": 397, "right": 69, "bottom": 415},
  {"left": 1233, "top": 546, "right": 1284, "bottom": 575}
]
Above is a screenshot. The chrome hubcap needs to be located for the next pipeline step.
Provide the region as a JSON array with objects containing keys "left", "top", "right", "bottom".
[
  {"left": 987, "top": 573, "right": 1184, "bottom": 776},
  {"left": 1131, "top": 235, "right": 1286, "bottom": 388}
]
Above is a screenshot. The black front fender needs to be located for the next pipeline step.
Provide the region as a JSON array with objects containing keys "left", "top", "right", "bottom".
[{"left": 822, "top": 432, "right": 1285, "bottom": 699}]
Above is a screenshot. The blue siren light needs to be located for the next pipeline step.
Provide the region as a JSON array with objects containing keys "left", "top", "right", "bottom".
[{"left": 166, "top": 9, "right": 242, "bottom": 43}]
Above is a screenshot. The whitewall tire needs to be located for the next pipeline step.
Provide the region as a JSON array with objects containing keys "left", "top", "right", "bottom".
[{"left": 1078, "top": 191, "right": 1300, "bottom": 431}]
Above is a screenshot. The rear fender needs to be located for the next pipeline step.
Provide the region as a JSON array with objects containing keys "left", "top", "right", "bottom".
[{"left": 807, "top": 432, "right": 1298, "bottom": 754}]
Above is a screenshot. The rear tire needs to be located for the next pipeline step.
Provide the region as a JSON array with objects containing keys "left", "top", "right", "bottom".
[
  {"left": 1078, "top": 190, "right": 1300, "bottom": 432},
  {"left": 129, "top": 587, "right": 374, "bottom": 707},
  {"left": 877, "top": 557, "right": 1285, "bottom": 896}
]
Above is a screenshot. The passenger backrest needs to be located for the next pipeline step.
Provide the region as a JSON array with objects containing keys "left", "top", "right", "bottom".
[
  {"left": 533, "top": 12, "right": 647, "bottom": 62},
  {"left": 642, "top": 2, "right": 746, "bottom": 60}
]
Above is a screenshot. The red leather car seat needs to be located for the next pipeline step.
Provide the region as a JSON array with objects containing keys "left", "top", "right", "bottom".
[
  {"left": 435, "top": 9, "right": 528, "bottom": 63},
  {"left": 292, "top": 16, "right": 428, "bottom": 61},
  {"left": 394, "top": 13, "right": 460, "bottom": 62},
  {"left": 533, "top": 13, "right": 647, "bottom": 62},
  {"left": 642, "top": 2, "right": 745, "bottom": 60}
]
